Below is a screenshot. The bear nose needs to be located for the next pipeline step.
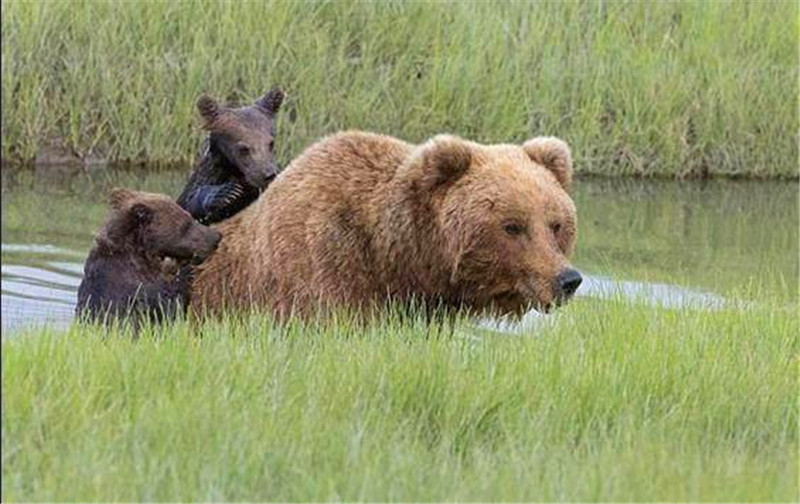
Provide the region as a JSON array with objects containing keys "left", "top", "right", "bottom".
[
  {"left": 209, "top": 229, "right": 222, "bottom": 247},
  {"left": 555, "top": 268, "right": 583, "bottom": 299},
  {"left": 248, "top": 165, "right": 278, "bottom": 189}
]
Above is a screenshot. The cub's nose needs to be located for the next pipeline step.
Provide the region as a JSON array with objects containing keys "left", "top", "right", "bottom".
[
  {"left": 209, "top": 229, "right": 222, "bottom": 248},
  {"left": 248, "top": 164, "right": 279, "bottom": 189},
  {"left": 192, "top": 229, "right": 223, "bottom": 265},
  {"left": 555, "top": 268, "right": 583, "bottom": 299}
]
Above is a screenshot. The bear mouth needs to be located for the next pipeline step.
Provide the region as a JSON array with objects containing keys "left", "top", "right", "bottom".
[
  {"left": 490, "top": 290, "right": 532, "bottom": 318},
  {"left": 491, "top": 289, "right": 555, "bottom": 316},
  {"left": 158, "top": 252, "right": 204, "bottom": 267}
]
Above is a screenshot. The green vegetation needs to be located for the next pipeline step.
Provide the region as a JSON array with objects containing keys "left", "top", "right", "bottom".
[
  {"left": 3, "top": 297, "right": 797, "bottom": 501},
  {"left": 2, "top": 1, "right": 797, "bottom": 177}
]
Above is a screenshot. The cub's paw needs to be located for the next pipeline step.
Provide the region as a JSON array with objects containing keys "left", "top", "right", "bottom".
[
  {"left": 203, "top": 181, "right": 245, "bottom": 211},
  {"left": 199, "top": 181, "right": 252, "bottom": 224}
]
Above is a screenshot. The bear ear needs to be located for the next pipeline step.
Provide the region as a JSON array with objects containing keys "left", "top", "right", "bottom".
[
  {"left": 410, "top": 135, "right": 472, "bottom": 192},
  {"left": 109, "top": 187, "right": 136, "bottom": 210},
  {"left": 129, "top": 203, "right": 153, "bottom": 225},
  {"left": 196, "top": 94, "right": 221, "bottom": 124},
  {"left": 522, "top": 136, "right": 573, "bottom": 192},
  {"left": 256, "top": 88, "right": 284, "bottom": 116}
]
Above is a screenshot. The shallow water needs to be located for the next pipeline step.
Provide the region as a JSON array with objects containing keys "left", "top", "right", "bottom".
[{"left": 1, "top": 166, "right": 797, "bottom": 334}]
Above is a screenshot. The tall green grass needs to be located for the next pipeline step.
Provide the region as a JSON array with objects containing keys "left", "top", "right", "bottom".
[
  {"left": 2, "top": 1, "right": 797, "bottom": 177},
  {"left": 3, "top": 297, "right": 798, "bottom": 501}
]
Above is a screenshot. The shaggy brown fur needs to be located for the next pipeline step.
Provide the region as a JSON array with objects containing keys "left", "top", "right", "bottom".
[
  {"left": 176, "top": 89, "right": 284, "bottom": 224},
  {"left": 190, "top": 131, "right": 581, "bottom": 320},
  {"left": 77, "top": 188, "right": 221, "bottom": 326}
]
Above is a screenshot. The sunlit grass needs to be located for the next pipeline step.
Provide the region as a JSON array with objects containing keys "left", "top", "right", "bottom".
[
  {"left": 2, "top": 1, "right": 797, "bottom": 177},
  {"left": 2, "top": 296, "right": 797, "bottom": 501}
]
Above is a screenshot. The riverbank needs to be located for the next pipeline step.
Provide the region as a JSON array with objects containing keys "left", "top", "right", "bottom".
[{"left": 2, "top": 1, "right": 798, "bottom": 178}]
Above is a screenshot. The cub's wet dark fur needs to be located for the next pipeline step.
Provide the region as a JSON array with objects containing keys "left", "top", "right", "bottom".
[
  {"left": 177, "top": 89, "right": 285, "bottom": 224},
  {"left": 77, "top": 188, "right": 221, "bottom": 328}
]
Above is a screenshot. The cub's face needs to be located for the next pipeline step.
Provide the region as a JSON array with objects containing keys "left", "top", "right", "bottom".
[
  {"left": 408, "top": 135, "right": 581, "bottom": 316},
  {"left": 197, "top": 89, "right": 285, "bottom": 190},
  {"left": 110, "top": 188, "right": 222, "bottom": 264}
]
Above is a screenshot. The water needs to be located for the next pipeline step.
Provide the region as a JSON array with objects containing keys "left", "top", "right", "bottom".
[
  {"left": 2, "top": 253, "right": 82, "bottom": 332},
  {"left": 2, "top": 167, "right": 797, "bottom": 334}
]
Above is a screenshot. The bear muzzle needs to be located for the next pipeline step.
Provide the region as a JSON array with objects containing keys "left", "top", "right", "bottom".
[
  {"left": 553, "top": 268, "right": 583, "bottom": 305},
  {"left": 509, "top": 267, "right": 582, "bottom": 314}
]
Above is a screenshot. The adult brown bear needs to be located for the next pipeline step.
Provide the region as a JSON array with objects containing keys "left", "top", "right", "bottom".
[{"left": 190, "top": 131, "right": 581, "bottom": 320}]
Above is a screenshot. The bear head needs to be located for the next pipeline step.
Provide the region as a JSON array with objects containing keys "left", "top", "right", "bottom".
[
  {"left": 196, "top": 89, "right": 284, "bottom": 189},
  {"left": 400, "top": 135, "right": 581, "bottom": 317},
  {"left": 105, "top": 188, "right": 222, "bottom": 264}
]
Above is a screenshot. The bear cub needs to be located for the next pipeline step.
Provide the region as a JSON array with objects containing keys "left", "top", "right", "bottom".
[
  {"left": 76, "top": 188, "right": 222, "bottom": 326},
  {"left": 177, "top": 89, "right": 284, "bottom": 224}
]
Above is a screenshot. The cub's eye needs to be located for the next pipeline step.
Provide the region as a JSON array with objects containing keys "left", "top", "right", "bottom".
[
  {"left": 550, "top": 222, "right": 562, "bottom": 234},
  {"left": 504, "top": 223, "right": 526, "bottom": 236},
  {"left": 269, "top": 140, "right": 275, "bottom": 151},
  {"left": 237, "top": 145, "right": 251, "bottom": 157}
]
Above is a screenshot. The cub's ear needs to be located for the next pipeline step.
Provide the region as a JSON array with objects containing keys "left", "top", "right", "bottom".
[
  {"left": 129, "top": 203, "right": 153, "bottom": 225},
  {"left": 109, "top": 187, "right": 136, "bottom": 210},
  {"left": 196, "top": 94, "right": 221, "bottom": 124},
  {"left": 408, "top": 135, "right": 472, "bottom": 192},
  {"left": 523, "top": 136, "right": 573, "bottom": 191},
  {"left": 256, "top": 88, "right": 285, "bottom": 116}
]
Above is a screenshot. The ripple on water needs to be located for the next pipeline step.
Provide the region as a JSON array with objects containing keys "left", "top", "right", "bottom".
[{"left": 2, "top": 244, "right": 83, "bottom": 333}]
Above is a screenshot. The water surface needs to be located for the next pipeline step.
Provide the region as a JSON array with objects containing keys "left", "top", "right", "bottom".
[{"left": 2, "top": 166, "right": 797, "bottom": 333}]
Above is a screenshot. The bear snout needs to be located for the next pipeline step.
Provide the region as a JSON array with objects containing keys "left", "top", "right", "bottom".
[
  {"left": 554, "top": 268, "right": 583, "bottom": 302},
  {"left": 188, "top": 228, "right": 222, "bottom": 264},
  {"left": 245, "top": 164, "right": 278, "bottom": 189},
  {"left": 202, "top": 228, "right": 222, "bottom": 253},
  {"left": 207, "top": 228, "right": 222, "bottom": 248}
]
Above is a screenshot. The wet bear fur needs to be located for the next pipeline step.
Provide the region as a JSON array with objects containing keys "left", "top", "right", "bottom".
[
  {"left": 77, "top": 188, "right": 221, "bottom": 326},
  {"left": 176, "top": 89, "right": 284, "bottom": 224}
]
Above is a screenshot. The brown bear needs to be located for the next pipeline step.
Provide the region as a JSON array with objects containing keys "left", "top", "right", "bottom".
[
  {"left": 77, "top": 188, "right": 222, "bottom": 326},
  {"left": 176, "top": 89, "right": 284, "bottom": 224},
  {"left": 190, "top": 131, "right": 581, "bottom": 320}
]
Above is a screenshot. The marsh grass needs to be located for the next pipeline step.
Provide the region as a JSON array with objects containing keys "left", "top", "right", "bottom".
[
  {"left": 2, "top": 1, "right": 798, "bottom": 177},
  {"left": 2, "top": 295, "right": 797, "bottom": 501}
]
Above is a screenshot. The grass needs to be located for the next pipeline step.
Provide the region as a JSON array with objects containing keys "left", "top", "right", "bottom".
[
  {"left": 2, "top": 1, "right": 798, "bottom": 178},
  {"left": 2, "top": 295, "right": 798, "bottom": 502}
]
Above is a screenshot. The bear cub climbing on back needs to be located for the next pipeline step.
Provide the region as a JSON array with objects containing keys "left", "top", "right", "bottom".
[
  {"left": 76, "top": 188, "right": 222, "bottom": 326},
  {"left": 177, "top": 89, "right": 285, "bottom": 224}
]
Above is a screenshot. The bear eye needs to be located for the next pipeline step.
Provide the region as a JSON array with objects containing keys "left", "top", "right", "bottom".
[
  {"left": 550, "top": 222, "right": 562, "bottom": 234},
  {"left": 237, "top": 145, "right": 251, "bottom": 157},
  {"left": 504, "top": 222, "right": 526, "bottom": 236},
  {"left": 269, "top": 140, "right": 275, "bottom": 151}
]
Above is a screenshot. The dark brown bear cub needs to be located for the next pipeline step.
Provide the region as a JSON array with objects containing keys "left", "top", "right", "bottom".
[
  {"left": 176, "top": 89, "right": 284, "bottom": 224},
  {"left": 76, "top": 188, "right": 221, "bottom": 326}
]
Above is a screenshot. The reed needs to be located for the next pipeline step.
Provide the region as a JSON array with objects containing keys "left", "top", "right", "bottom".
[{"left": 1, "top": 1, "right": 797, "bottom": 177}]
